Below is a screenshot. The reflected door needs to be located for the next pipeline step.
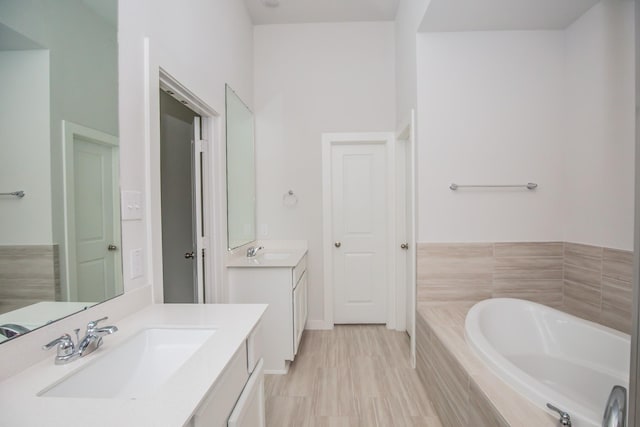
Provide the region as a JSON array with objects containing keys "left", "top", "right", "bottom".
[
  {"left": 63, "top": 121, "right": 122, "bottom": 303},
  {"left": 331, "top": 143, "right": 387, "bottom": 323}
]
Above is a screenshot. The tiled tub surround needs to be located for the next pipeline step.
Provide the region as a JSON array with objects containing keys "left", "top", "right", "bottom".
[
  {"left": 417, "top": 242, "right": 634, "bottom": 333},
  {"left": 416, "top": 303, "right": 556, "bottom": 426},
  {"left": 0, "top": 245, "right": 60, "bottom": 314}
]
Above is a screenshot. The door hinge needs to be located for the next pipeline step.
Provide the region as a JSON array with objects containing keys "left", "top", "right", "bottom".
[{"left": 196, "top": 139, "right": 205, "bottom": 153}]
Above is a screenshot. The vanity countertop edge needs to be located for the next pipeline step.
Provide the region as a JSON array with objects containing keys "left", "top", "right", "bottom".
[
  {"left": 0, "top": 303, "right": 267, "bottom": 427},
  {"left": 226, "top": 247, "right": 307, "bottom": 268}
]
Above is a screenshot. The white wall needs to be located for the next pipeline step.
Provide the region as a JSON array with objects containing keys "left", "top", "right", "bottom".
[
  {"left": 394, "top": 0, "right": 430, "bottom": 129},
  {"left": 0, "top": 0, "right": 117, "bottom": 252},
  {"left": 415, "top": 1, "right": 635, "bottom": 249},
  {"left": 118, "top": 0, "right": 254, "bottom": 293},
  {"left": 416, "top": 31, "right": 566, "bottom": 242},
  {"left": 253, "top": 22, "right": 396, "bottom": 323},
  {"left": 0, "top": 51, "right": 50, "bottom": 245},
  {"left": 564, "top": 0, "right": 635, "bottom": 250}
]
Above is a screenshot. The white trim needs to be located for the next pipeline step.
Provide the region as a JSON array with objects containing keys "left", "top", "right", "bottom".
[
  {"left": 321, "top": 132, "right": 396, "bottom": 329},
  {"left": 143, "top": 38, "right": 225, "bottom": 304},
  {"left": 304, "top": 319, "right": 333, "bottom": 330},
  {"left": 62, "top": 120, "right": 122, "bottom": 301}
]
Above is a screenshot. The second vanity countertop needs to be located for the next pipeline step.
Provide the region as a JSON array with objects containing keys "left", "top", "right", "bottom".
[
  {"left": 226, "top": 247, "right": 307, "bottom": 268},
  {"left": 0, "top": 303, "right": 267, "bottom": 427}
]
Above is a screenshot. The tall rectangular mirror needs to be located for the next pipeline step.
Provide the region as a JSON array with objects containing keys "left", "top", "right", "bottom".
[
  {"left": 225, "top": 85, "right": 256, "bottom": 250},
  {"left": 0, "top": 0, "right": 121, "bottom": 342}
]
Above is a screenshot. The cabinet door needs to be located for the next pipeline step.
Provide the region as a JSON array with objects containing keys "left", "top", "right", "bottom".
[
  {"left": 228, "top": 359, "right": 265, "bottom": 427},
  {"left": 293, "top": 270, "right": 307, "bottom": 355}
]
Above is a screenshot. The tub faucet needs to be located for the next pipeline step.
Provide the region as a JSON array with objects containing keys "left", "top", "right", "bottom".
[
  {"left": 602, "top": 385, "right": 626, "bottom": 427},
  {"left": 246, "top": 245, "right": 263, "bottom": 257},
  {"left": 547, "top": 403, "right": 572, "bottom": 426}
]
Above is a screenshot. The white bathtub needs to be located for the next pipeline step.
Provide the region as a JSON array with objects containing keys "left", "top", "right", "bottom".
[{"left": 465, "top": 298, "right": 630, "bottom": 427}]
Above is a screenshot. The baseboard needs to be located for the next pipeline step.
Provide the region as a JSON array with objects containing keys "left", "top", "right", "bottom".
[{"left": 305, "top": 319, "right": 333, "bottom": 330}]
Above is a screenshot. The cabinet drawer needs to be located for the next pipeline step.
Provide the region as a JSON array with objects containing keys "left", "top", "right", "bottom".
[
  {"left": 192, "top": 345, "right": 249, "bottom": 427},
  {"left": 246, "top": 321, "right": 263, "bottom": 374},
  {"left": 228, "top": 359, "right": 265, "bottom": 427},
  {"left": 292, "top": 254, "right": 307, "bottom": 286}
]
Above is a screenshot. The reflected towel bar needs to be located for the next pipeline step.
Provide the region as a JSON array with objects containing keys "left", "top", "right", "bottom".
[
  {"left": 0, "top": 191, "right": 25, "bottom": 198},
  {"left": 449, "top": 183, "right": 537, "bottom": 191}
]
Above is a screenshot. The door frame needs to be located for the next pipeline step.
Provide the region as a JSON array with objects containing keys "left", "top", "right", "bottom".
[
  {"left": 61, "top": 120, "right": 122, "bottom": 302},
  {"left": 321, "top": 132, "right": 398, "bottom": 329},
  {"left": 396, "top": 110, "right": 417, "bottom": 368},
  {"left": 144, "top": 39, "right": 225, "bottom": 304}
]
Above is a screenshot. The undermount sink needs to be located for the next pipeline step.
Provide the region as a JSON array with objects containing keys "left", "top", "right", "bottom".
[
  {"left": 39, "top": 328, "right": 216, "bottom": 399},
  {"left": 260, "top": 252, "right": 291, "bottom": 261}
]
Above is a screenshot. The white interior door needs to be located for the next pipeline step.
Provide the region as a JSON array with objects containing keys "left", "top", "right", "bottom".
[
  {"left": 63, "top": 121, "right": 121, "bottom": 303},
  {"left": 397, "top": 111, "right": 417, "bottom": 367},
  {"left": 331, "top": 142, "right": 388, "bottom": 324}
]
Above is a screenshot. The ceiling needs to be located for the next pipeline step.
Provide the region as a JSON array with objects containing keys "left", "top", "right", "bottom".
[
  {"left": 244, "top": 0, "right": 400, "bottom": 25},
  {"left": 420, "top": 0, "right": 600, "bottom": 32}
]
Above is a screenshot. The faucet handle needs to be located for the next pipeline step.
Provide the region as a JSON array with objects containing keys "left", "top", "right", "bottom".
[
  {"left": 42, "top": 334, "right": 75, "bottom": 357},
  {"left": 547, "top": 403, "right": 572, "bottom": 426},
  {"left": 86, "top": 316, "right": 108, "bottom": 331}
]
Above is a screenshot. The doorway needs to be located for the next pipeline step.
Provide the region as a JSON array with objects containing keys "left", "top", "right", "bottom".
[
  {"left": 159, "top": 90, "right": 204, "bottom": 303},
  {"left": 322, "top": 132, "right": 396, "bottom": 327}
]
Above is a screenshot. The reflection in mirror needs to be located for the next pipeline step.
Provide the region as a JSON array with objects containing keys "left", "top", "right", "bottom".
[
  {"left": 225, "top": 85, "right": 256, "bottom": 250},
  {"left": 0, "top": 0, "right": 121, "bottom": 343}
]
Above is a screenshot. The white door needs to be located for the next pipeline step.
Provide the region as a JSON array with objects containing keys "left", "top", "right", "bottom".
[
  {"left": 331, "top": 143, "right": 388, "bottom": 324},
  {"left": 396, "top": 111, "right": 417, "bottom": 367},
  {"left": 63, "top": 121, "right": 122, "bottom": 302}
]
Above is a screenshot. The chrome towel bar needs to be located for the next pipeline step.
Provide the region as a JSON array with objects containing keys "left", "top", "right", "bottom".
[
  {"left": 449, "top": 183, "right": 537, "bottom": 191},
  {"left": 0, "top": 191, "right": 25, "bottom": 198}
]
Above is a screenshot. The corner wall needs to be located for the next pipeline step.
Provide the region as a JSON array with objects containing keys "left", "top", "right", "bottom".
[{"left": 118, "top": 0, "right": 254, "bottom": 294}]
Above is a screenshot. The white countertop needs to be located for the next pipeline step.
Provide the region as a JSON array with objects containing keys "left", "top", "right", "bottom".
[
  {"left": 226, "top": 247, "right": 307, "bottom": 268},
  {"left": 0, "top": 303, "right": 267, "bottom": 427}
]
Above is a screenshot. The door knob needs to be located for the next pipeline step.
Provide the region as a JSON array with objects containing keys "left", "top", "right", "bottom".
[
  {"left": 107, "top": 244, "right": 118, "bottom": 251},
  {"left": 334, "top": 241, "right": 341, "bottom": 248},
  {"left": 184, "top": 252, "right": 195, "bottom": 259},
  {"left": 400, "top": 243, "right": 409, "bottom": 250}
]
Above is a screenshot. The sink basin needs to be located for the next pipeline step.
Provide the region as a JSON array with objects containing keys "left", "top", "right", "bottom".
[
  {"left": 39, "top": 328, "right": 215, "bottom": 399},
  {"left": 261, "top": 252, "right": 291, "bottom": 261}
]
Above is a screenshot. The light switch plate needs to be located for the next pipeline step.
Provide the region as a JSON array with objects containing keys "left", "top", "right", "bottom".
[{"left": 121, "top": 190, "right": 143, "bottom": 220}]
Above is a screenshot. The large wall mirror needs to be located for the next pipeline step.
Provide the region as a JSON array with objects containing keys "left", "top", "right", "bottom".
[
  {"left": 0, "top": 0, "right": 121, "bottom": 343},
  {"left": 225, "top": 85, "right": 256, "bottom": 250}
]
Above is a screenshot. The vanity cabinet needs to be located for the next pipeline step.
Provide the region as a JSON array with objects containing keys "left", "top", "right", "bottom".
[
  {"left": 190, "top": 326, "right": 265, "bottom": 427},
  {"left": 228, "top": 253, "right": 308, "bottom": 373}
]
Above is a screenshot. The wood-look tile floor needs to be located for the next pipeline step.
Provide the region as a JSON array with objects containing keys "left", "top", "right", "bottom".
[{"left": 265, "top": 325, "right": 443, "bottom": 427}]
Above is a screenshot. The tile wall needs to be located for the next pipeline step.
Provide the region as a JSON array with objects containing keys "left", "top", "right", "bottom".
[
  {"left": 0, "top": 245, "right": 60, "bottom": 314},
  {"left": 417, "top": 242, "right": 634, "bottom": 333}
]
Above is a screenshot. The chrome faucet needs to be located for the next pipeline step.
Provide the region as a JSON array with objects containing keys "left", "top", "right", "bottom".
[
  {"left": 547, "top": 403, "right": 572, "bottom": 426},
  {"left": 0, "top": 323, "right": 30, "bottom": 338},
  {"left": 602, "top": 385, "right": 626, "bottom": 427},
  {"left": 42, "top": 316, "right": 118, "bottom": 364},
  {"left": 246, "top": 245, "right": 264, "bottom": 257}
]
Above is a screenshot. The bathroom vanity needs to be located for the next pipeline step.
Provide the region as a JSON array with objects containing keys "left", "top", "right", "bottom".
[
  {"left": 227, "top": 246, "right": 308, "bottom": 373},
  {"left": 0, "top": 304, "right": 267, "bottom": 427}
]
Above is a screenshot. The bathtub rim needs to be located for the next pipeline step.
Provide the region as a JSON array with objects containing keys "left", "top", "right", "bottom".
[{"left": 465, "top": 297, "right": 630, "bottom": 427}]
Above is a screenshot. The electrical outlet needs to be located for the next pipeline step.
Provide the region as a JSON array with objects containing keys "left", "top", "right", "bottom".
[{"left": 130, "top": 248, "right": 143, "bottom": 279}]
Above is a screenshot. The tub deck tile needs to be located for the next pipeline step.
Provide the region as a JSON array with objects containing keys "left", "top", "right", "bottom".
[{"left": 416, "top": 302, "right": 558, "bottom": 427}]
